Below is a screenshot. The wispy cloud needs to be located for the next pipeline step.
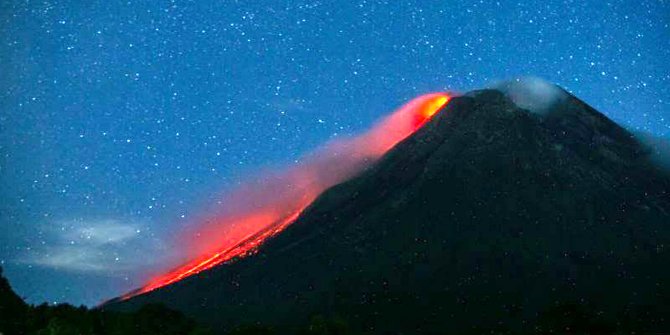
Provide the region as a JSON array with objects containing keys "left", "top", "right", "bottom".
[{"left": 19, "top": 219, "right": 169, "bottom": 275}]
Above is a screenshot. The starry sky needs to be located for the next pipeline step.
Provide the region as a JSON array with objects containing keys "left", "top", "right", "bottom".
[{"left": 1, "top": 0, "right": 668, "bottom": 306}]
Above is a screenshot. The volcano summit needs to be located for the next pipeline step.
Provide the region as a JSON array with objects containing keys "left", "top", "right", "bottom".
[{"left": 107, "top": 84, "right": 670, "bottom": 334}]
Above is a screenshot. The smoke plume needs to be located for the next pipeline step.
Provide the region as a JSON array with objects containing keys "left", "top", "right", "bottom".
[{"left": 122, "top": 93, "right": 450, "bottom": 298}]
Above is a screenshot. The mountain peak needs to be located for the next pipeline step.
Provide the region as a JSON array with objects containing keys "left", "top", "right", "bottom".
[{"left": 426, "top": 84, "right": 647, "bottom": 173}]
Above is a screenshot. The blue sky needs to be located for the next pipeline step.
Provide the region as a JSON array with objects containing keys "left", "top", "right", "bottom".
[{"left": 1, "top": 0, "right": 668, "bottom": 306}]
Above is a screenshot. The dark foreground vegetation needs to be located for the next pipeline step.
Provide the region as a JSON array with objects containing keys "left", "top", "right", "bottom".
[
  {"left": 1, "top": 266, "right": 351, "bottom": 335},
  {"left": 0, "top": 267, "right": 213, "bottom": 335},
  {"left": 0, "top": 266, "right": 371, "bottom": 335}
]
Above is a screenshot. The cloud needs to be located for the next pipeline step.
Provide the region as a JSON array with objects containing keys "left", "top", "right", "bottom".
[
  {"left": 77, "top": 222, "right": 138, "bottom": 244},
  {"left": 492, "top": 77, "right": 568, "bottom": 114},
  {"left": 19, "top": 219, "right": 168, "bottom": 275}
]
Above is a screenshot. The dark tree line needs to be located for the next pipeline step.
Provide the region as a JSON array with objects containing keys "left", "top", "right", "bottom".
[
  {"left": 0, "top": 267, "right": 213, "bottom": 335},
  {"left": 0, "top": 267, "right": 352, "bottom": 335}
]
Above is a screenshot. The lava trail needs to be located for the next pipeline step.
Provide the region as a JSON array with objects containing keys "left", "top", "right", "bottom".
[{"left": 121, "top": 93, "right": 450, "bottom": 299}]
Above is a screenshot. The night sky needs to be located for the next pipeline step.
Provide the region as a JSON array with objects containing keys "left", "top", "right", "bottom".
[{"left": 1, "top": 1, "right": 668, "bottom": 306}]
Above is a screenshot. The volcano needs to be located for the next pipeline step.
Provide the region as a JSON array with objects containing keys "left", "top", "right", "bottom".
[{"left": 106, "top": 85, "right": 670, "bottom": 333}]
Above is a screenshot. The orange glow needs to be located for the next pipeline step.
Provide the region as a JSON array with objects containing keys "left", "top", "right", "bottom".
[
  {"left": 421, "top": 96, "right": 449, "bottom": 120},
  {"left": 120, "top": 210, "right": 303, "bottom": 299},
  {"left": 120, "top": 93, "right": 450, "bottom": 300}
]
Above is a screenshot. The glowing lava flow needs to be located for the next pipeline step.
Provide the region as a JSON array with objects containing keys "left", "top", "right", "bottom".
[{"left": 121, "top": 93, "right": 450, "bottom": 300}]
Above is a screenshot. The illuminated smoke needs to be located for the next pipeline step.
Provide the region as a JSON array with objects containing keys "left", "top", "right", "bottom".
[{"left": 121, "top": 93, "right": 450, "bottom": 299}]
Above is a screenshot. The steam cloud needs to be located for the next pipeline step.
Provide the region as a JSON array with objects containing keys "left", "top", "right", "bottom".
[
  {"left": 493, "top": 76, "right": 568, "bottom": 114},
  {"left": 124, "top": 93, "right": 450, "bottom": 298},
  {"left": 186, "top": 93, "right": 449, "bottom": 258}
]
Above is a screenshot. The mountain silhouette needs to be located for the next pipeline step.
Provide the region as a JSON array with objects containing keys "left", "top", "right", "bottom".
[{"left": 107, "top": 87, "right": 670, "bottom": 334}]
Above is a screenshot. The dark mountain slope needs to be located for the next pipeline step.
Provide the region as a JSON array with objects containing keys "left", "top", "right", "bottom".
[{"left": 109, "top": 89, "right": 670, "bottom": 334}]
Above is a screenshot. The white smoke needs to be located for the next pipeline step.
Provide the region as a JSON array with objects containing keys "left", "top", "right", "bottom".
[{"left": 493, "top": 77, "right": 568, "bottom": 114}]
